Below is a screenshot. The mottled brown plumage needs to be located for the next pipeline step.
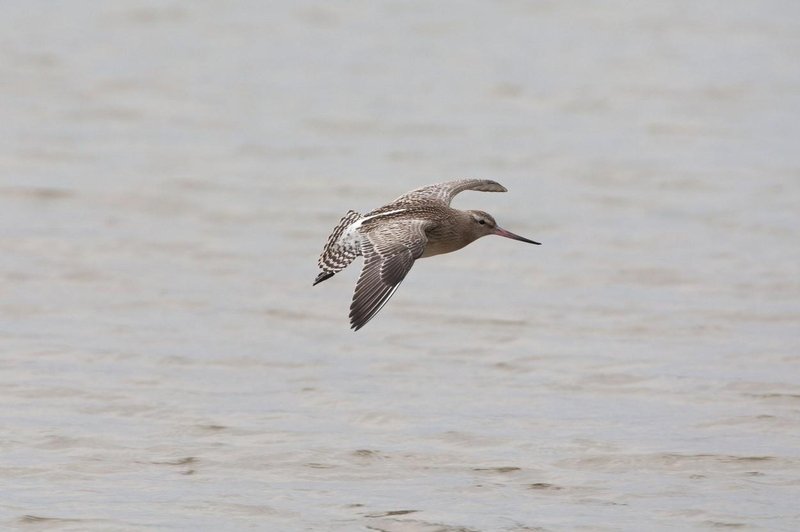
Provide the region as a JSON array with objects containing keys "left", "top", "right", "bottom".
[{"left": 314, "top": 179, "right": 540, "bottom": 330}]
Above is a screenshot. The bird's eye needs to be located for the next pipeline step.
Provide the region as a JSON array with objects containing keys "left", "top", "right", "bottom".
[{"left": 478, "top": 219, "right": 486, "bottom": 225}]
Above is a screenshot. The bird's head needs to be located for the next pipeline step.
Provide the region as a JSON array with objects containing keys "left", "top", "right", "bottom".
[{"left": 466, "top": 210, "right": 541, "bottom": 245}]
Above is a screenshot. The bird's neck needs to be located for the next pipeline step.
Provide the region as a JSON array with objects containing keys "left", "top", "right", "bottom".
[{"left": 421, "top": 210, "right": 479, "bottom": 258}]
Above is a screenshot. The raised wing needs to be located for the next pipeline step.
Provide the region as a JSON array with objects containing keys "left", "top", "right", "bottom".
[
  {"left": 349, "top": 219, "right": 430, "bottom": 331},
  {"left": 393, "top": 179, "right": 507, "bottom": 206}
]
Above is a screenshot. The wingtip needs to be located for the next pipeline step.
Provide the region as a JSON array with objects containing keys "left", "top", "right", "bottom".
[
  {"left": 349, "top": 316, "right": 365, "bottom": 331},
  {"left": 484, "top": 179, "right": 507, "bottom": 193},
  {"left": 349, "top": 311, "right": 367, "bottom": 331}
]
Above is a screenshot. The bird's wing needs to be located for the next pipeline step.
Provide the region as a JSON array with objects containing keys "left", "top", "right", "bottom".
[
  {"left": 392, "top": 179, "right": 507, "bottom": 206},
  {"left": 349, "top": 219, "right": 430, "bottom": 330}
]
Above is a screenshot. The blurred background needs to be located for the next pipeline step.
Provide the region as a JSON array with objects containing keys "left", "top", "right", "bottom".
[{"left": 1, "top": 1, "right": 798, "bottom": 530}]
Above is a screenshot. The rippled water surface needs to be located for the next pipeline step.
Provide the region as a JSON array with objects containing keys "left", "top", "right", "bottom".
[{"left": 1, "top": 1, "right": 799, "bottom": 530}]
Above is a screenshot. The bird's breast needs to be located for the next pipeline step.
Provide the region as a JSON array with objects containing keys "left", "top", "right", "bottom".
[{"left": 421, "top": 232, "right": 470, "bottom": 258}]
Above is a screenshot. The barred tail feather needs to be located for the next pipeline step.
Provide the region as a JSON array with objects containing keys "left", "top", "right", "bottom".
[{"left": 313, "top": 210, "right": 362, "bottom": 285}]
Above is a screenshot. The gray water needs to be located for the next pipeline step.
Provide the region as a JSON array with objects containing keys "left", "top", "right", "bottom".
[{"left": 1, "top": 1, "right": 799, "bottom": 530}]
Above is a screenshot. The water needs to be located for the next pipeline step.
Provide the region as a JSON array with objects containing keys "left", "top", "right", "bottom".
[{"left": 1, "top": 1, "right": 799, "bottom": 530}]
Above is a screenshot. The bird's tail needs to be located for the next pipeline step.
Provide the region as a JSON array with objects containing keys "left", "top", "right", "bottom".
[{"left": 313, "top": 210, "right": 362, "bottom": 285}]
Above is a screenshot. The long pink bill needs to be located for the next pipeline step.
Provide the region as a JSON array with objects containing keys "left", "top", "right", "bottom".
[{"left": 493, "top": 227, "right": 541, "bottom": 245}]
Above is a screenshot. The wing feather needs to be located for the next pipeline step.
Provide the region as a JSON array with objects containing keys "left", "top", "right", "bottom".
[
  {"left": 349, "top": 220, "right": 429, "bottom": 330},
  {"left": 393, "top": 179, "right": 507, "bottom": 206}
]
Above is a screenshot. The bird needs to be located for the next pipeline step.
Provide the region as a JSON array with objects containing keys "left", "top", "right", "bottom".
[{"left": 313, "top": 179, "right": 540, "bottom": 330}]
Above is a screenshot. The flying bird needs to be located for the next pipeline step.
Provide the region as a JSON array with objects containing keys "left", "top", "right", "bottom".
[{"left": 314, "top": 179, "right": 540, "bottom": 330}]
